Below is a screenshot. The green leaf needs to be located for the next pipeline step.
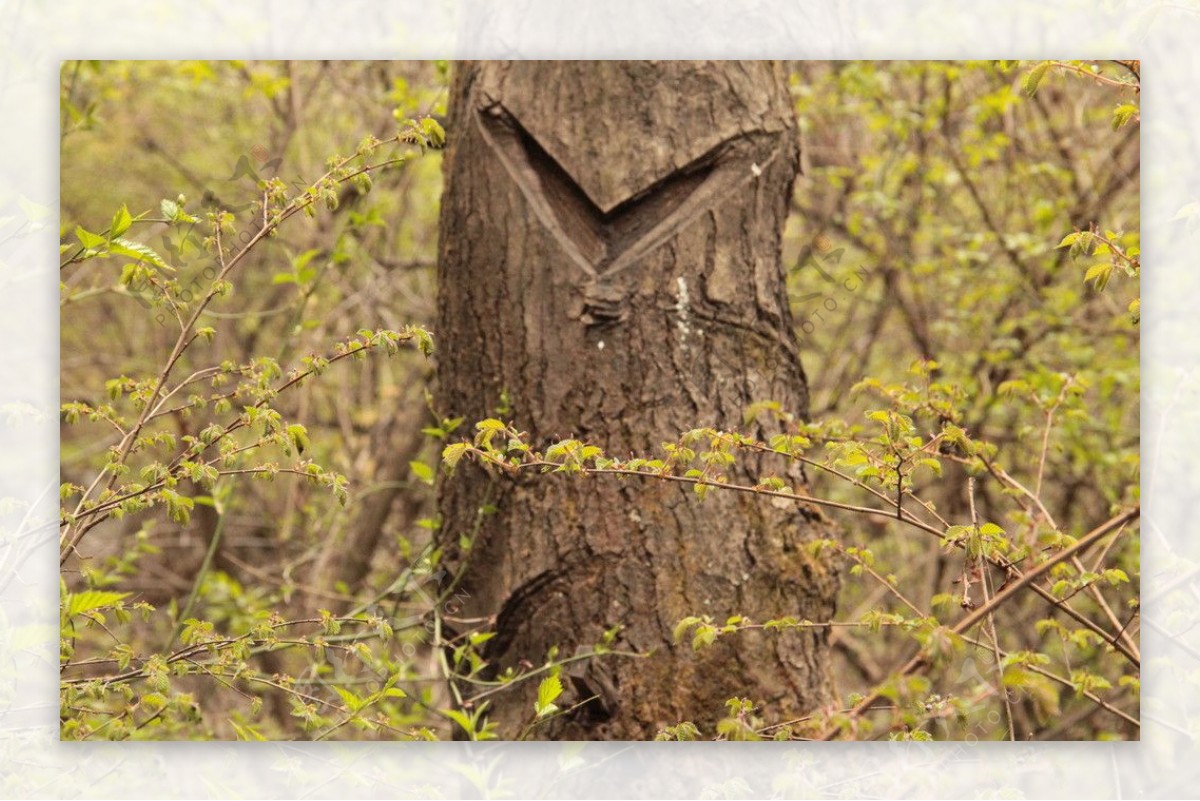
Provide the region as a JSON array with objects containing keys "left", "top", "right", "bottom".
[
  {"left": 1022, "top": 61, "right": 1052, "bottom": 96},
  {"left": 160, "top": 489, "right": 195, "bottom": 524},
  {"left": 110, "top": 204, "right": 133, "bottom": 239},
  {"left": 161, "top": 198, "right": 180, "bottom": 221},
  {"left": 286, "top": 424, "right": 309, "bottom": 455},
  {"left": 997, "top": 379, "right": 1030, "bottom": 396},
  {"left": 673, "top": 616, "right": 700, "bottom": 644},
  {"left": 468, "top": 631, "right": 495, "bottom": 647},
  {"left": 65, "top": 590, "right": 130, "bottom": 618},
  {"left": 1085, "top": 262, "right": 1113, "bottom": 292},
  {"left": 442, "top": 442, "right": 469, "bottom": 473},
  {"left": 444, "top": 708, "right": 476, "bottom": 738},
  {"left": 655, "top": 721, "right": 700, "bottom": 741},
  {"left": 231, "top": 721, "right": 267, "bottom": 741},
  {"left": 535, "top": 674, "right": 563, "bottom": 718},
  {"left": 413, "top": 327, "right": 435, "bottom": 357},
  {"left": 420, "top": 117, "right": 446, "bottom": 147},
  {"left": 1055, "top": 232, "right": 1081, "bottom": 249},
  {"left": 1070, "top": 670, "right": 1112, "bottom": 697},
  {"left": 474, "top": 418, "right": 507, "bottom": 449},
  {"left": 1111, "top": 103, "right": 1139, "bottom": 130},
  {"left": 692, "top": 625, "right": 717, "bottom": 650},
  {"left": 409, "top": 460, "right": 435, "bottom": 485},
  {"left": 110, "top": 237, "right": 170, "bottom": 269},
  {"left": 1101, "top": 568, "right": 1130, "bottom": 586},
  {"left": 333, "top": 685, "right": 364, "bottom": 713},
  {"left": 75, "top": 226, "right": 106, "bottom": 250},
  {"left": 292, "top": 248, "right": 322, "bottom": 272}
]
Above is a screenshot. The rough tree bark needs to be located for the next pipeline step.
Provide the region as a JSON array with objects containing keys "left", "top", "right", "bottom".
[{"left": 436, "top": 60, "right": 839, "bottom": 740}]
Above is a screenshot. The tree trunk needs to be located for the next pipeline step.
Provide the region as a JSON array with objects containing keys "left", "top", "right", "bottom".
[{"left": 436, "top": 60, "right": 839, "bottom": 740}]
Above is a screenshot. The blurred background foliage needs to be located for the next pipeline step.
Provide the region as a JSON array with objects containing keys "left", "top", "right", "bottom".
[
  {"left": 781, "top": 59, "right": 1139, "bottom": 740},
  {"left": 59, "top": 60, "right": 1138, "bottom": 740}
]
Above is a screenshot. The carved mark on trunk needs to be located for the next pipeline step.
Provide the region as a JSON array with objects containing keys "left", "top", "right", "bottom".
[
  {"left": 476, "top": 102, "right": 785, "bottom": 325},
  {"left": 483, "top": 560, "right": 622, "bottom": 722},
  {"left": 487, "top": 566, "right": 567, "bottom": 663}
]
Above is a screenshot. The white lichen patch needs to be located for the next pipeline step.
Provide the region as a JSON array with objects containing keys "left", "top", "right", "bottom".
[{"left": 674, "top": 275, "right": 691, "bottom": 342}]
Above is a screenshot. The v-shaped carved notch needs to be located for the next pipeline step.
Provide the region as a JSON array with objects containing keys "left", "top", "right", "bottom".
[{"left": 476, "top": 103, "right": 784, "bottom": 283}]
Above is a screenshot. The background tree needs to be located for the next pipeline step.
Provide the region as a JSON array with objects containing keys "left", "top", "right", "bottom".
[{"left": 435, "top": 61, "right": 840, "bottom": 739}]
